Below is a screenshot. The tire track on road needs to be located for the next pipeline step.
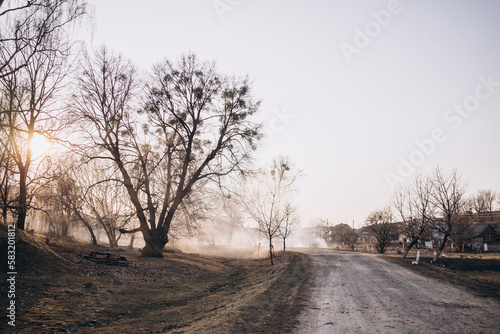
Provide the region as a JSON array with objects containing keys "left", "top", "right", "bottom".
[{"left": 293, "top": 250, "right": 500, "bottom": 334}]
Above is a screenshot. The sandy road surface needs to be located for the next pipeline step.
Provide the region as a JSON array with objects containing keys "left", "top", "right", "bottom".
[{"left": 292, "top": 249, "right": 500, "bottom": 334}]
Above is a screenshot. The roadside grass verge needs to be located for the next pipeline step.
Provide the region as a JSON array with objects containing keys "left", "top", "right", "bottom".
[
  {"left": 0, "top": 227, "right": 312, "bottom": 333},
  {"left": 229, "top": 252, "right": 313, "bottom": 333},
  {"left": 385, "top": 253, "right": 500, "bottom": 302}
]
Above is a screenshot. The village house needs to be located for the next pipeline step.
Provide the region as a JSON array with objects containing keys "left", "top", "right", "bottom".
[{"left": 459, "top": 224, "right": 498, "bottom": 252}]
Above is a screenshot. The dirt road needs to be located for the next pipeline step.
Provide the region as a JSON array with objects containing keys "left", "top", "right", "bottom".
[{"left": 292, "top": 249, "right": 500, "bottom": 334}]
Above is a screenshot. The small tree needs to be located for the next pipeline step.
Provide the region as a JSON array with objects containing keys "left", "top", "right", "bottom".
[
  {"left": 209, "top": 189, "right": 253, "bottom": 246},
  {"left": 332, "top": 224, "right": 359, "bottom": 251},
  {"left": 278, "top": 203, "right": 299, "bottom": 258},
  {"left": 32, "top": 158, "right": 98, "bottom": 244},
  {"left": 450, "top": 217, "right": 475, "bottom": 253},
  {"left": 392, "top": 175, "right": 435, "bottom": 258},
  {"left": 242, "top": 156, "right": 299, "bottom": 271},
  {"left": 74, "top": 159, "right": 135, "bottom": 248},
  {"left": 365, "top": 207, "right": 398, "bottom": 254}
]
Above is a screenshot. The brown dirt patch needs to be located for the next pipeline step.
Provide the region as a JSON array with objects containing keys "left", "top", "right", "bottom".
[{"left": 0, "top": 226, "right": 311, "bottom": 333}]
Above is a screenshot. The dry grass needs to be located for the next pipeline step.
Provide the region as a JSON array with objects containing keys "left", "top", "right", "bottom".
[
  {"left": 384, "top": 252, "right": 500, "bottom": 301},
  {"left": 0, "top": 226, "right": 312, "bottom": 333}
]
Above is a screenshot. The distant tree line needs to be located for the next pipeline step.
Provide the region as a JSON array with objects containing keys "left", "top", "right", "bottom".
[{"left": 322, "top": 168, "right": 499, "bottom": 264}]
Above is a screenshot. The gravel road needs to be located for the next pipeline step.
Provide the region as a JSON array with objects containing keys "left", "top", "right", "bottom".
[{"left": 292, "top": 249, "right": 500, "bottom": 334}]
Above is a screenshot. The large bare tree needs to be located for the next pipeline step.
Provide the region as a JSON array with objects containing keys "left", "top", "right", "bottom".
[
  {"left": 72, "top": 49, "right": 261, "bottom": 257},
  {"left": 429, "top": 168, "right": 469, "bottom": 262}
]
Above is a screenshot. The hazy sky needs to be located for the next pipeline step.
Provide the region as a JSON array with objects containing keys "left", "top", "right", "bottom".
[{"left": 84, "top": 0, "right": 500, "bottom": 227}]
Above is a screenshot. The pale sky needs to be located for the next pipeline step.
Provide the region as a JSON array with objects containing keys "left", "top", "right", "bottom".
[{"left": 84, "top": 0, "right": 500, "bottom": 228}]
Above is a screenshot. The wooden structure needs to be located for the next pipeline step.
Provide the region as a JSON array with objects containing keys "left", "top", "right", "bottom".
[
  {"left": 460, "top": 224, "right": 498, "bottom": 252},
  {"left": 83, "top": 252, "right": 128, "bottom": 266}
]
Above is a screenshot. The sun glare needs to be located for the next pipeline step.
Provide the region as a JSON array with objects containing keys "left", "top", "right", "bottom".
[{"left": 29, "top": 133, "right": 54, "bottom": 159}]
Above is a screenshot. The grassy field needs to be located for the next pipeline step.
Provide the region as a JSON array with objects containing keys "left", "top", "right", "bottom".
[
  {"left": 384, "top": 251, "right": 500, "bottom": 301},
  {"left": 0, "top": 226, "right": 313, "bottom": 333}
]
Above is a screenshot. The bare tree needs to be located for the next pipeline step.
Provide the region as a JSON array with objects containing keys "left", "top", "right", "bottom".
[
  {"left": 72, "top": 50, "right": 261, "bottom": 257},
  {"left": 26, "top": 156, "right": 96, "bottom": 243},
  {"left": 365, "top": 207, "right": 398, "bottom": 254},
  {"left": 392, "top": 175, "right": 435, "bottom": 258},
  {"left": 469, "top": 189, "right": 497, "bottom": 221},
  {"left": 429, "top": 168, "right": 469, "bottom": 262},
  {"left": 0, "top": 123, "right": 15, "bottom": 225},
  {"left": 450, "top": 216, "right": 476, "bottom": 253},
  {"left": 35, "top": 171, "right": 73, "bottom": 238},
  {"left": 242, "top": 156, "right": 298, "bottom": 271},
  {"left": 0, "top": 0, "right": 87, "bottom": 230},
  {"left": 73, "top": 159, "right": 135, "bottom": 247},
  {"left": 206, "top": 189, "right": 248, "bottom": 245},
  {"left": 331, "top": 223, "right": 359, "bottom": 251},
  {"left": 278, "top": 202, "right": 299, "bottom": 258},
  {"left": 57, "top": 172, "right": 98, "bottom": 245},
  {"left": 1, "top": 40, "right": 63, "bottom": 230},
  {"left": 0, "top": 0, "right": 87, "bottom": 79}
]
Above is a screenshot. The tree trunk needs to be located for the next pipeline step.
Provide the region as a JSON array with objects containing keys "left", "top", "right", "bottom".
[
  {"left": 141, "top": 228, "right": 168, "bottom": 257},
  {"left": 88, "top": 227, "right": 97, "bottom": 245},
  {"left": 1, "top": 176, "right": 8, "bottom": 226},
  {"left": 283, "top": 238, "right": 286, "bottom": 259},
  {"left": 269, "top": 239, "right": 274, "bottom": 272},
  {"left": 61, "top": 218, "right": 69, "bottom": 237},
  {"left": 80, "top": 219, "right": 97, "bottom": 245},
  {"left": 128, "top": 234, "right": 135, "bottom": 249},
  {"left": 16, "top": 169, "right": 27, "bottom": 230},
  {"left": 2, "top": 206, "right": 7, "bottom": 226},
  {"left": 108, "top": 236, "right": 118, "bottom": 248},
  {"left": 403, "top": 239, "right": 418, "bottom": 259},
  {"left": 73, "top": 211, "right": 97, "bottom": 245},
  {"left": 104, "top": 228, "right": 119, "bottom": 248},
  {"left": 433, "top": 234, "right": 449, "bottom": 263}
]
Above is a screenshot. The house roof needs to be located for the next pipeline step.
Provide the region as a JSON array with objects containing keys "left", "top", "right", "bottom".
[{"left": 466, "top": 224, "right": 496, "bottom": 238}]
